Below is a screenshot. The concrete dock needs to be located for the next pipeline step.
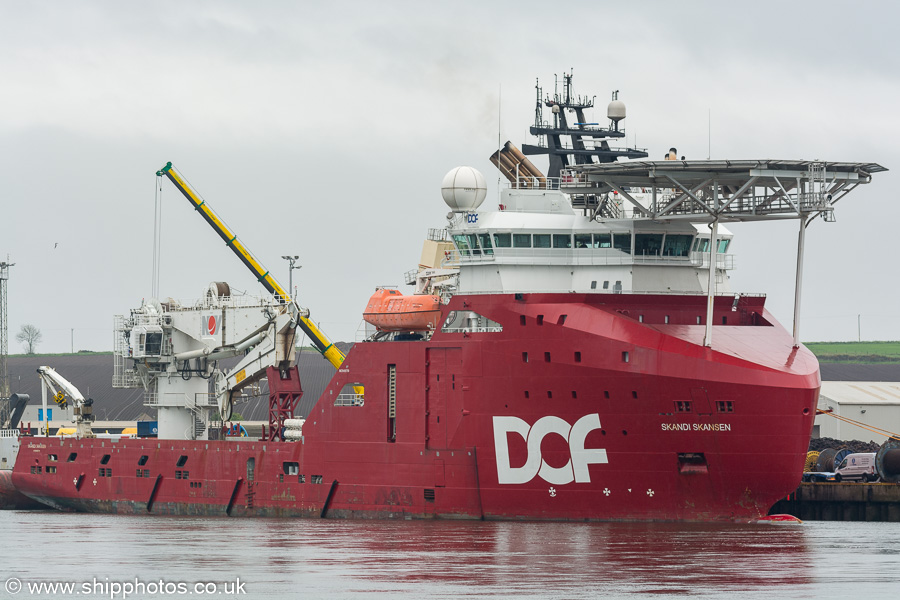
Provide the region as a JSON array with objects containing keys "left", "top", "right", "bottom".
[{"left": 771, "top": 482, "right": 900, "bottom": 521}]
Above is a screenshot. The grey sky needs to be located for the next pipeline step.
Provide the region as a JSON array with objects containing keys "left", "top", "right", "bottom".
[{"left": 2, "top": 1, "right": 897, "bottom": 353}]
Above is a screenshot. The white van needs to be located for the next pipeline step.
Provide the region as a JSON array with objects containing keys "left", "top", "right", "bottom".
[{"left": 835, "top": 452, "right": 879, "bottom": 482}]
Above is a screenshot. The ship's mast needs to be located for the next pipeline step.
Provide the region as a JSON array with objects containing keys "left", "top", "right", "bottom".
[
  {"left": 0, "top": 259, "right": 12, "bottom": 401},
  {"left": 522, "top": 70, "right": 648, "bottom": 178}
]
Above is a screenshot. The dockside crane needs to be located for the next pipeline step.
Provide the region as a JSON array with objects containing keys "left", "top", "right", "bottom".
[
  {"left": 155, "top": 162, "right": 347, "bottom": 370},
  {"left": 36, "top": 366, "right": 94, "bottom": 438}
]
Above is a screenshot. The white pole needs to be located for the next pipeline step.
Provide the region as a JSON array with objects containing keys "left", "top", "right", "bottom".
[
  {"left": 40, "top": 378, "right": 48, "bottom": 437},
  {"left": 704, "top": 220, "right": 718, "bottom": 347},
  {"left": 703, "top": 182, "right": 719, "bottom": 348},
  {"left": 792, "top": 217, "right": 807, "bottom": 348}
]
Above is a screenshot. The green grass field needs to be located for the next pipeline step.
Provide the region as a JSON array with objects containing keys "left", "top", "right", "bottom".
[{"left": 804, "top": 341, "right": 900, "bottom": 363}]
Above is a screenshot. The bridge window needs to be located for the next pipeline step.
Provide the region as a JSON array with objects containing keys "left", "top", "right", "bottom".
[
  {"left": 145, "top": 332, "right": 162, "bottom": 356},
  {"left": 513, "top": 234, "right": 531, "bottom": 248},
  {"left": 595, "top": 233, "right": 612, "bottom": 248},
  {"left": 493, "top": 233, "right": 512, "bottom": 248},
  {"left": 717, "top": 239, "right": 730, "bottom": 253},
  {"left": 663, "top": 234, "right": 693, "bottom": 257},
  {"left": 533, "top": 234, "right": 551, "bottom": 248},
  {"left": 452, "top": 235, "right": 472, "bottom": 256},
  {"left": 553, "top": 234, "right": 572, "bottom": 249},
  {"left": 696, "top": 238, "right": 710, "bottom": 253},
  {"left": 574, "top": 234, "right": 593, "bottom": 248},
  {"left": 478, "top": 233, "right": 494, "bottom": 255},
  {"left": 612, "top": 233, "right": 632, "bottom": 254},
  {"left": 634, "top": 234, "right": 663, "bottom": 256},
  {"left": 466, "top": 234, "right": 482, "bottom": 255}
]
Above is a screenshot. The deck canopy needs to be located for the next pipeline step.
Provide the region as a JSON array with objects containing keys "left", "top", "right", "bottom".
[{"left": 563, "top": 160, "right": 887, "bottom": 223}]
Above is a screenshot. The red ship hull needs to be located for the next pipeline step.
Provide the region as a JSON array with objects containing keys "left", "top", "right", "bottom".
[{"left": 11, "top": 293, "right": 818, "bottom": 521}]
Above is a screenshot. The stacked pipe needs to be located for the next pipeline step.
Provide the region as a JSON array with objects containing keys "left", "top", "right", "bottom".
[{"left": 490, "top": 141, "right": 546, "bottom": 188}]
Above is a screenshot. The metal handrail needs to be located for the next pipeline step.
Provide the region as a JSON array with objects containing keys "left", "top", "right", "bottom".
[
  {"left": 335, "top": 393, "right": 364, "bottom": 407},
  {"left": 444, "top": 247, "right": 735, "bottom": 270}
]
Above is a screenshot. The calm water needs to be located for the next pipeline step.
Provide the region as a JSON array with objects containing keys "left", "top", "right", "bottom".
[{"left": 2, "top": 511, "right": 899, "bottom": 599}]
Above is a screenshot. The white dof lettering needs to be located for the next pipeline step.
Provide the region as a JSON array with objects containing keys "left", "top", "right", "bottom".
[{"left": 493, "top": 414, "right": 608, "bottom": 485}]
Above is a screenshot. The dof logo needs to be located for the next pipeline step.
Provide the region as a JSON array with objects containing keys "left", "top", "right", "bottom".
[
  {"left": 492, "top": 414, "right": 608, "bottom": 485},
  {"left": 203, "top": 315, "right": 218, "bottom": 336},
  {"left": 466, "top": 212, "right": 478, "bottom": 224}
]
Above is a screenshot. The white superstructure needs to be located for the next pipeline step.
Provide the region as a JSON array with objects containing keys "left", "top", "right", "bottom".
[
  {"left": 447, "top": 186, "right": 733, "bottom": 296},
  {"left": 114, "top": 283, "right": 297, "bottom": 440}
]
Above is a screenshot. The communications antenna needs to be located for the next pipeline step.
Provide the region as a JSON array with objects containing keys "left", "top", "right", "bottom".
[{"left": 0, "top": 258, "right": 13, "bottom": 406}]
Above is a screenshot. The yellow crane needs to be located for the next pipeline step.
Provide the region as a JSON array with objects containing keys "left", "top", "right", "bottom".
[{"left": 155, "top": 162, "right": 347, "bottom": 370}]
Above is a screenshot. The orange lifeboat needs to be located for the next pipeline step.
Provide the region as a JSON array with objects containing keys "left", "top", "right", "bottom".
[{"left": 363, "top": 288, "right": 442, "bottom": 332}]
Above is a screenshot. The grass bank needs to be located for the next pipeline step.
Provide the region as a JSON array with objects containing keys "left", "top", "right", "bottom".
[{"left": 804, "top": 341, "right": 900, "bottom": 363}]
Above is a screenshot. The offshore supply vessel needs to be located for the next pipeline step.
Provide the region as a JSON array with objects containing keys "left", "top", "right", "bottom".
[{"left": 11, "top": 74, "right": 886, "bottom": 520}]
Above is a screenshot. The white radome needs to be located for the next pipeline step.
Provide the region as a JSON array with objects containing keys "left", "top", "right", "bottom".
[
  {"left": 441, "top": 166, "right": 487, "bottom": 212},
  {"left": 607, "top": 100, "right": 626, "bottom": 123}
]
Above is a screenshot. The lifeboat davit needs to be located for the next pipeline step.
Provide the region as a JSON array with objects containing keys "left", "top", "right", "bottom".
[{"left": 363, "top": 288, "right": 442, "bottom": 332}]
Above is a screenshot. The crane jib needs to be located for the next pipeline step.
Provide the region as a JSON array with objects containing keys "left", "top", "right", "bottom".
[
  {"left": 154, "top": 162, "right": 348, "bottom": 370},
  {"left": 159, "top": 167, "right": 284, "bottom": 299}
]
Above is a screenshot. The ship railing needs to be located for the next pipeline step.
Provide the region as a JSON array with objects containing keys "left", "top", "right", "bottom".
[
  {"left": 195, "top": 393, "right": 219, "bottom": 408},
  {"left": 335, "top": 393, "right": 365, "bottom": 407},
  {"left": 0, "top": 428, "right": 20, "bottom": 438},
  {"left": 161, "top": 293, "right": 280, "bottom": 312},
  {"left": 454, "top": 288, "right": 766, "bottom": 298},
  {"left": 689, "top": 252, "right": 735, "bottom": 270},
  {"left": 507, "top": 177, "right": 563, "bottom": 191},
  {"left": 356, "top": 319, "right": 377, "bottom": 342},
  {"left": 427, "top": 228, "right": 448, "bottom": 242},
  {"left": 441, "top": 326, "right": 503, "bottom": 334},
  {"left": 147, "top": 392, "right": 194, "bottom": 408},
  {"left": 404, "top": 268, "right": 419, "bottom": 285},
  {"left": 439, "top": 250, "right": 462, "bottom": 268},
  {"left": 446, "top": 246, "right": 736, "bottom": 270}
]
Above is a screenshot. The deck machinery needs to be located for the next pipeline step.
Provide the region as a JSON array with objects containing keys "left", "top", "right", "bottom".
[{"left": 111, "top": 163, "right": 350, "bottom": 442}]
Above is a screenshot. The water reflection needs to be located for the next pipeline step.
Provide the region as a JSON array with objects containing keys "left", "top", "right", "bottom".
[
  {"left": 5, "top": 512, "right": 899, "bottom": 600},
  {"left": 270, "top": 520, "right": 812, "bottom": 598}
]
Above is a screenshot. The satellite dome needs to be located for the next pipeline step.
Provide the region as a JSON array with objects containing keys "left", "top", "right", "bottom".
[
  {"left": 607, "top": 99, "right": 626, "bottom": 123},
  {"left": 441, "top": 166, "right": 487, "bottom": 212}
]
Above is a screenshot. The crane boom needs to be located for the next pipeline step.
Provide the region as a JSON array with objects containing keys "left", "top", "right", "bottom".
[
  {"left": 155, "top": 162, "right": 347, "bottom": 369},
  {"left": 36, "top": 366, "right": 94, "bottom": 438}
]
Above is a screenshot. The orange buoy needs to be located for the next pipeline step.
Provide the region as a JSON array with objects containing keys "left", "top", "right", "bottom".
[{"left": 363, "top": 288, "right": 442, "bottom": 332}]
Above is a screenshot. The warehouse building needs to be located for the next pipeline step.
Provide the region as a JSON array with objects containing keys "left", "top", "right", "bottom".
[{"left": 816, "top": 382, "right": 900, "bottom": 443}]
